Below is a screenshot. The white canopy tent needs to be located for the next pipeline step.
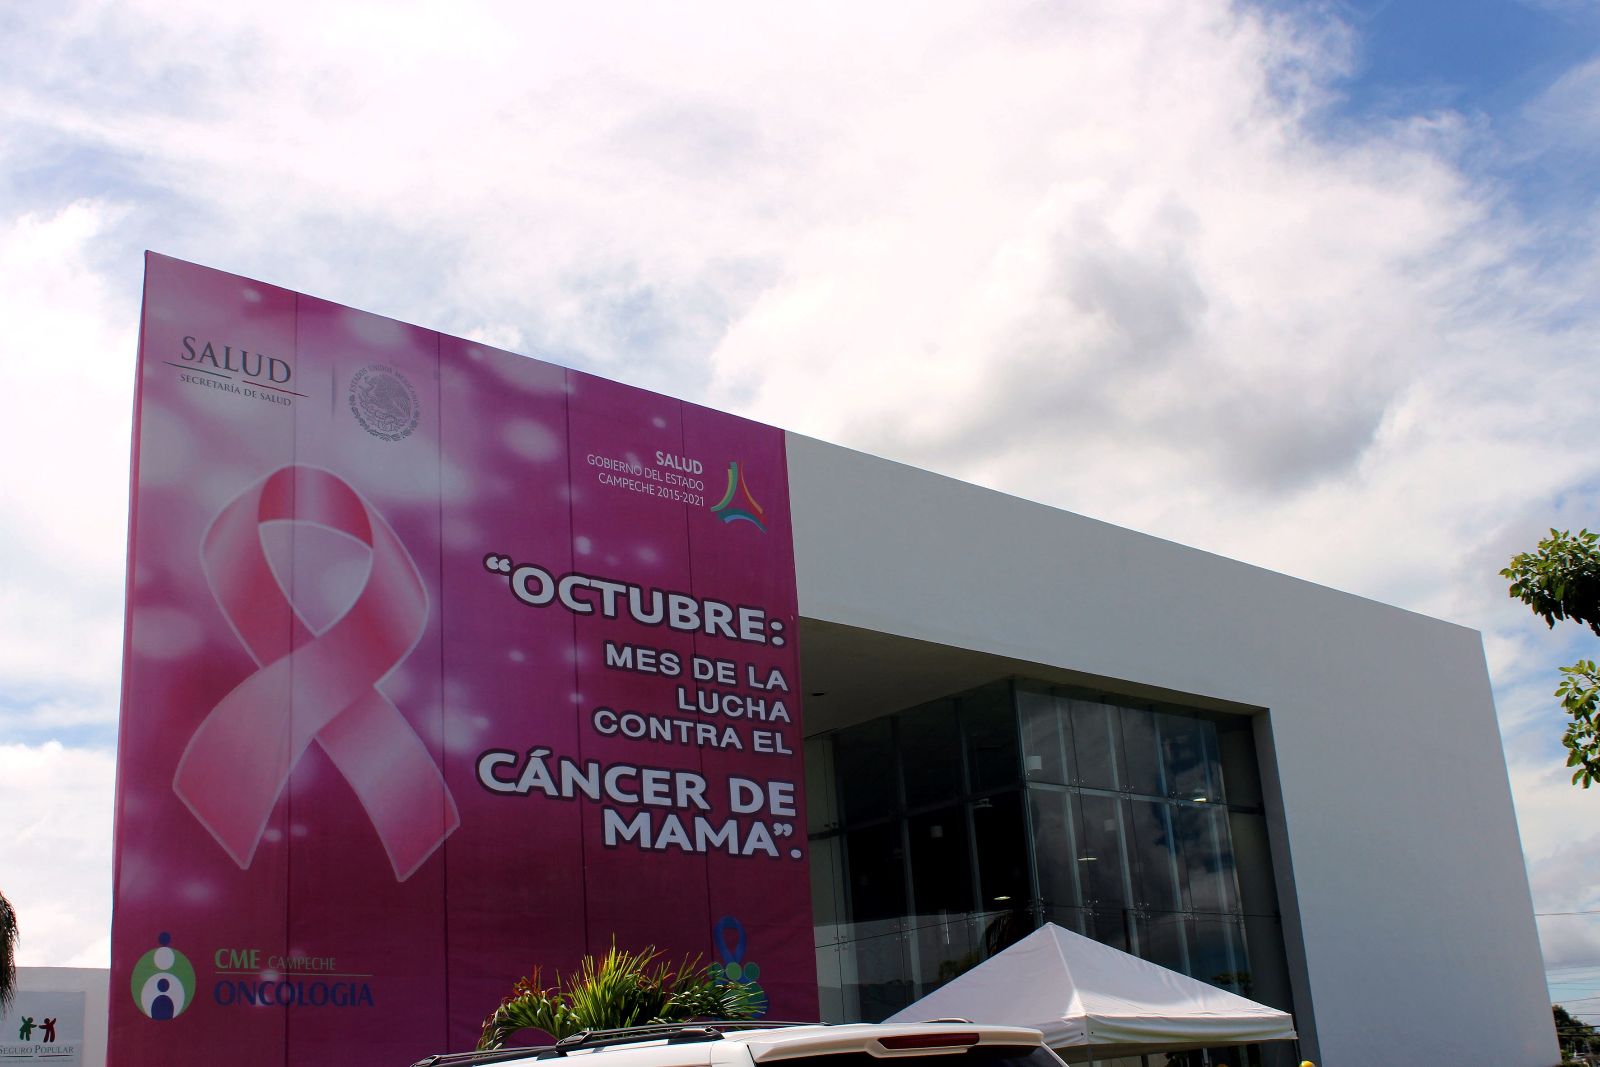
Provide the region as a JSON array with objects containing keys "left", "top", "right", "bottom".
[{"left": 885, "top": 923, "right": 1296, "bottom": 1064}]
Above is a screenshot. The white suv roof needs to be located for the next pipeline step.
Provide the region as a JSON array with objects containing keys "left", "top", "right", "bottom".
[{"left": 412, "top": 1022, "right": 1063, "bottom": 1067}]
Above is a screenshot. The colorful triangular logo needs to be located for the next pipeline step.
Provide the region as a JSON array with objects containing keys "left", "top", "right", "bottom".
[{"left": 711, "top": 461, "right": 766, "bottom": 530}]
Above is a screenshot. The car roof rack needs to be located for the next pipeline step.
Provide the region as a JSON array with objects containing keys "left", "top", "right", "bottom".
[
  {"left": 412, "top": 1021, "right": 814, "bottom": 1067},
  {"left": 411, "top": 1046, "right": 560, "bottom": 1067}
]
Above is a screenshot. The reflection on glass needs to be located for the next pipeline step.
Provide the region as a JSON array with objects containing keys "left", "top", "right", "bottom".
[
  {"left": 815, "top": 680, "right": 1272, "bottom": 1029},
  {"left": 1075, "top": 793, "right": 1130, "bottom": 907},
  {"left": 836, "top": 718, "right": 898, "bottom": 825},
  {"left": 1120, "top": 706, "right": 1165, "bottom": 796},
  {"left": 1135, "top": 912, "right": 1189, "bottom": 973},
  {"left": 1019, "top": 685, "right": 1069, "bottom": 784},
  {"left": 1029, "top": 786, "right": 1081, "bottom": 910},
  {"left": 847, "top": 921, "right": 916, "bottom": 1021},
  {"left": 1040, "top": 904, "right": 1089, "bottom": 937},
  {"left": 900, "top": 700, "right": 963, "bottom": 809},
  {"left": 1127, "top": 798, "right": 1181, "bottom": 912},
  {"left": 1069, "top": 700, "right": 1122, "bottom": 789},
  {"left": 815, "top": 936, "right": 847, "bottom": 1023},
  {"left": 1085, "top": 906, "right": 1134, "bottom": 953},
  {"left": 810, "top": 835, "right": 846, "bottom": 927},
  {"left": 1189, "top": 917, "right": 1248, "bottom": 993},
  {"left": 1175, "top": 805, "right": 1239, "bottom": 914},
  {"left": 979, "top": 906, "right": 1035, "bottom": 959},
  {"left": 915, "top": 914, "right": 980, "bottom": 997},
  {"left": 1159, "top": 712, "right": 1212, "bottom": 801}
]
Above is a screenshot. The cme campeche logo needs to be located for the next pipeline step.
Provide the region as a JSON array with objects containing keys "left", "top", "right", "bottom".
[
  {"left": 131, "top": 932, "right": 195, "bottom": 1020},
  {"left": 711, "top": 461, "right": 766, "bottom": 530}
]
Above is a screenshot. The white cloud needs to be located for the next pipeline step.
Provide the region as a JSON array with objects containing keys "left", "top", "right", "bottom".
[
  {"left": 0, "top": 0, "right": 1599, "bottom": 973},
  {"left": 0, "top": 203, "right": 133, "bottom": 703},
  {"left": 0, "top": 743, "right": 115, "bottom": 968},
  {"left": 1511, "top": 745, "right": 1600, "bottom": 970}
]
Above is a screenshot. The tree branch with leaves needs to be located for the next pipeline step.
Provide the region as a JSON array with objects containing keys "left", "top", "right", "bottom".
[
  {"left": 0, "top": 889, "right": 17, "bottom": 1015},
  {"left": 1502, "top": 528, "right": 1600, "bottom": 788}
]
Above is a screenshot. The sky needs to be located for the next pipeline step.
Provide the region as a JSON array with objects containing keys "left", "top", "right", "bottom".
[{"left": 3, "top": 0, "right": 1600, "bottom": 1017}]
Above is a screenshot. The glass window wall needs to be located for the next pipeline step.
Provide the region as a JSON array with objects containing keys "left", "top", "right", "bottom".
[{"left": 810, "top": 678, "right": 1292, "bottom": 1067}]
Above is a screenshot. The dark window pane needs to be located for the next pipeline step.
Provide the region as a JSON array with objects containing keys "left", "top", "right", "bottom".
[
  {"left": 836, "top": 718, "right": 899, "bottom": 826},
  {"left": 1204, "top": 808, "right": 1239, "bottom": 914},
  {"left": 914, "top": 913, "right": 982, "bottom": 998},
  {"left": 1200, "top": 718, "right": 1227, "bottom": 805},
  {"left": 1084, "top": 906, "right": 1133, "bottom": 953},
  {"left": 845, "top": 823, "right": 906, "bottom": 923},
  {"left": 1229, "top": 811, "right": 1278, "bottom": 919},
  {"left": 1189, "top": 917, "right": 1249, "bottom": 992},
  {"left": 1127, "top": 798, "right": 1182, "bottom": 912},
  {"left": 1135, "top": 912, "right": 1189, "bottom": 973},
  {"left": 806, "top": 735, "right": 839, "bottom": 835},
  {"left": 1019, "top": 686, "right": 1069, "bottom": 784},
  {"left": 971, "top": 791, "right": 1029, "bottom": 908},
  {"left": 978, "top": 906, "right": 1034, "bottom": 958},
  {"left": 1075, "top": 793, "right": 1130, "bottom": 907},
  {"left": 1068, "top": 700, "right": 1122, "bottom": 790},
  {"left": 907, "top": 806, "right": 973, "bottom": 914},
  {"left": 1041, "top": 904, "right": 1089, "bottom": 937},
  {"left": 899, "top": 699, "right": 964, "bottom": 809},
  {"left": 1120, "top": 706, "right": 1165, "bottom": 796},
  {"left": 1217, "top": 717, "right": 1261, "bottom": 808},
  {"left": 846, "top": 924, "right": 916, "bottom": 1021},
  {"left": 1159, "top": 713, "right": 1214, "bottom": 801},
  {"left": 1176, "top": 805, "right": 1239, "bottom": 914},
  {"left": 1028, "top": 787, "right": 1081, "bottom": 910},
  {"left": 962, "top": 683, "right": 1020, "bottom": 792}
]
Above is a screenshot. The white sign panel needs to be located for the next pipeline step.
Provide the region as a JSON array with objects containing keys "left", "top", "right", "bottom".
[{"left": 1, "top": 992, "right": 85, "bottom": 1066}]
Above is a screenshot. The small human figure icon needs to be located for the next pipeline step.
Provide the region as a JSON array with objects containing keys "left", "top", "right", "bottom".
[
  {"left": 17, "top": 1016, "right": 34, "bottom": 1041},
  {"left": 148, "top": 977, "right": 177, "bottom": 1021},
  {"left": 40, "top": 1018, "right": 57, "bottom": 1043}
]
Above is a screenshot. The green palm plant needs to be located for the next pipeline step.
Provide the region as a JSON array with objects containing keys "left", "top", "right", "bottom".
[
  {"left": 477, "top": 943, "right": 760, "bottom": 1051},
  {"left": 0, "top": 889, "right": 17, "bottom": 1014}
]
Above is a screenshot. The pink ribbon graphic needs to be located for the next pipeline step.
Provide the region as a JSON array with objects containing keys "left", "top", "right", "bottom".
[{"left": 173, "top": 465, "right": 459, "bottom": 881}]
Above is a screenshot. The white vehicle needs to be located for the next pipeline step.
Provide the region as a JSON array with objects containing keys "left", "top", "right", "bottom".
[{"left": 410, "top": 1022, "right": 1070, "bottom": 1067}]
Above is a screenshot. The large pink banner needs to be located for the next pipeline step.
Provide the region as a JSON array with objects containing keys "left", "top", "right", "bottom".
[{"left": 111, "top": 254, "right": 814, "bottom": 1064}]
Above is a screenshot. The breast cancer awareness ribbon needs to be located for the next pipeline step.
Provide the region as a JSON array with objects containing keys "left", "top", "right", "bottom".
[
  {"left": 713, "top": 915, "right": 768, "bottom": 1016},
  {"left": 172, "top": 465, "right": 460, "bottom": 882}
]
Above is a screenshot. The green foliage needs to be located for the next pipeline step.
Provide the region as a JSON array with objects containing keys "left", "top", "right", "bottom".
[
  {"left": 1503, "top": 529, "right": 1600, "bottom": 636},
  {"left": 1554, "top": 1003, "right": 1600, "bottom": 1063},
  {"left": 1502, "top": 530, "right": 1600, "bottom": 788},
  {"left": 1558, "top": 660, "right": 1600, "bottom": 788},
  {"left": 0, "top": 889, "right": 15, "bottom": 1015},
  {"left": 476, "top": 943, "right": 760, "bottom": 1051}
]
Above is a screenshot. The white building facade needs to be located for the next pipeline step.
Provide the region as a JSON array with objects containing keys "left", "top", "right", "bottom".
[{"left": 786, "top": 433, "right": 1556, "bottom": 1066}]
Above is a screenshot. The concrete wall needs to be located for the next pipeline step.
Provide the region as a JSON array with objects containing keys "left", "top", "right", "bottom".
[{"left": 786, "top": 432, "right": 1557, "bottom": 1066}]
